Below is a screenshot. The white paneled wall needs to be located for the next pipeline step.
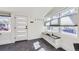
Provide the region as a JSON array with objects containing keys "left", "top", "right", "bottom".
[{"left": 14, "top": 16, "right": 28, "bottom": 41}]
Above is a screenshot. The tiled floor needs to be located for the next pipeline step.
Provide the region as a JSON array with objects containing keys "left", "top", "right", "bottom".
[{"left": 0, "top": 38, "right": 65, "bottom": 51}]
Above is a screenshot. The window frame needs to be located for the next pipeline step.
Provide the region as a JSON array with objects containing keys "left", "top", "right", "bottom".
[{"left": 44, "top": 8, "right": 78, "bottom": 36}]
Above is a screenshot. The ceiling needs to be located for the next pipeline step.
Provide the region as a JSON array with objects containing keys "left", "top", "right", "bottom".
[{"left": 0, "top": 7, "right": 52, "bottom": 18}]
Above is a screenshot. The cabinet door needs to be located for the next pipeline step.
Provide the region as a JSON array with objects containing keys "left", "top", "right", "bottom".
[{"left": 15, "top": 16, "right": 28, "bottom": 41}]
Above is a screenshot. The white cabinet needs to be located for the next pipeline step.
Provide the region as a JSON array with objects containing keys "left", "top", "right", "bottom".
[
  {"left": 14, "top": 16, "right": 28, "bottom": 41},
  {"left": 41, "top": 33, "right": 61, "bottom": 49},
  {"left": 41, "top": 32, "right": 78, "bottom": 51}
]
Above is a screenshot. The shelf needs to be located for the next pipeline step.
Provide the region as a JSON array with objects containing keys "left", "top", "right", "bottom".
[{"left": 50, "top": 25, "right": 78, "bottom": 27}]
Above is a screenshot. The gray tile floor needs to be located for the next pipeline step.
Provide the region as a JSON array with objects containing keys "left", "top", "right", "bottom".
[{"left": 0, "top": 38, "right": 65, "bottom": 51}]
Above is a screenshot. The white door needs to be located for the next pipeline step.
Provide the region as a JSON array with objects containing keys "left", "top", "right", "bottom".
[{"left": 15, "top": 16, "right": 28, "bottom": 41}]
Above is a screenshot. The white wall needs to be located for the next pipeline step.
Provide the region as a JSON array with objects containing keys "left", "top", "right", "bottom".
[
  {"left": 0, "top": 7, "right": 51, "bottom": 45},
  {"left": 0, "top": 13, "right": 45, "bottom": 45},
  {"left": 0, "top": 15, "right": 44, "bottom": 45},
  {"left": 0, "top": 14, "right": 15, "bottom": 45},
  {"left": 28, "top": 16, "right": 44, "bottom": 40},
  {"left": 45, "top": 7, "right": 65, "bottom": 18},
  {"left": 0, "top": 7, "right": 52, "bottom": 44}
]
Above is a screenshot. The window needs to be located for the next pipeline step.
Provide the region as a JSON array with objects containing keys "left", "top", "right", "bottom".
[
  {"left": 53, "top": 14, "right": 59, "bottom": 19},
  {"left": 45, "top": 22, "right": 50, "bottom": 26},
  {"left": 51, "top": 19, "right": 58, "bottom": 25},
  {"left": 62, "top": 27, "right": 76, "bottom": 34},
  {"left": 44, "top": 18, "right": 51, "bottom": 26},
  {"left": 50, "top": 18, "right": 59, "bottom": 32},
  {"left": 60, "top": 16, "right": 75, "bottom": 25},
  {"left": 44, "top": 14, "right": 60, "bottom": 32},
  {"left": 50, "top": 27, "right": 59, "bottom": 32},
  {"left": 60, "top": 8, "right": 77, "bottom": 17},
  {"left": 0, "top": 16, "right": 11, "bottom": 32},
  {"left": 46, "top": 18, "right": 51, "bottom": 21},
  {"left": 44, "top": 8, "right": 78, "bottom": 36},
  {"left": 44, "top": 17, "right": 51, "bottom": 31},
  {"left": 60, "top": 27, "right": 78, "bottom": 36},
  {"left": 59, "top": 8, "right": 78, "bottom": 36}
]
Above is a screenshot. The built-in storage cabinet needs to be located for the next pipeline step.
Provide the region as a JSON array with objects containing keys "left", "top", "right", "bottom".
[
  {"left": 41, "top": 32, "right": 61, "bottom": 48},
  {"left": 14, "top": 16, "right": 28, "bottom": 41}
]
